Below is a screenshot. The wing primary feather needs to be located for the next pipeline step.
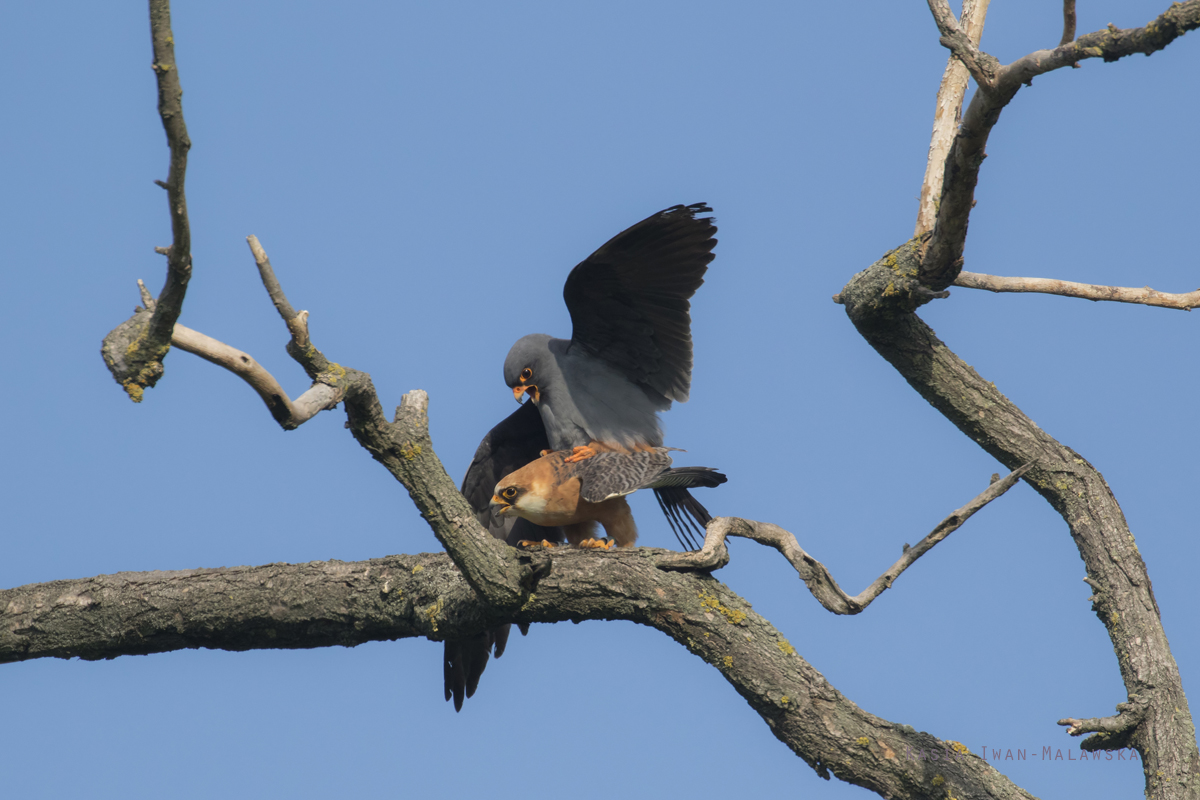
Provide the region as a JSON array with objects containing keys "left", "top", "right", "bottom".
[
  {"left": 654, "top": 487, "right": 701, "bottom": 550},
  {"left": 651, "top": 484, "right": 723, "bottom": 551},
  {"left": 564, "top": 203, "right": 717, "bottom": 403}
]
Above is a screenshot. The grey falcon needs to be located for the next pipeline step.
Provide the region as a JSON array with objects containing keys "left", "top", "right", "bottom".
[
  {"left": 443, "top": 203, "right": 723, "bottom": 711},
  {"left": 504, "top": 202, "right": 717, "bottom": 457}
]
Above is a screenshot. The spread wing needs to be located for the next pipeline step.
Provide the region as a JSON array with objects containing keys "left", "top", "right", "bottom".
[
  {"left": 446, "top": 401, "right": 563, "bottom": 712},
  {"left": 563, "top": 203, "right": 717, "bottom": 403}
]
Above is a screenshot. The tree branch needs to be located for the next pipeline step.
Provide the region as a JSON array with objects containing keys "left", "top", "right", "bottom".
[
  {"left": 100, "top": 0, "right": 194, "bottom": 402},
  {"left": 1059, "top": 695, "right": 1150, "bottom": 751},
  {"left": 840, "top": 239, "right": 1200, "bottom": 798},
  {"left": 955, "top": 271, "right": 1200, "bottom": 310},
  {"left": 660, "top": 464, "right": 1029, "bottom": 614},
  {"left": 920, "top": 0, "right": 1200, "bottom": 290},
  {"left": 916, "top": 0, "right": 990, "bottom": 239},
  {"left": 0, "top": 551, "right": 1037, "bottom": 800},
  {"left": 1060, "top": 0, "right": 1078, "bottom": 48},
  {"left": 170, "top": 322, "right": 341, "bottom": 427},
  {"left": 924, "top": 0, "right": 998, "bottom": 91}
]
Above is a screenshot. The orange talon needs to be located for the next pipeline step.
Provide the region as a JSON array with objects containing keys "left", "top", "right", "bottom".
[
  {"left": 517, "top": 539, "right": 557, "bottom": 548},
  {"left": 563, "top": 445, "right": 597, "bottom": 464},
  {"left": 577, "top": 538, "right": 615, "bottom": 550},
  {"left": 539, "top": 449, "right": 555, "bottom": 457}
]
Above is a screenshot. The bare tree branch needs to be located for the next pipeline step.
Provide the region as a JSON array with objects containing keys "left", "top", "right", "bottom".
[
  {"left": 0, "top": 550, "right": 1038, "bottom": 800},
  {"left": 100, "top": 0, "right": 194, "bottom": 402},
  {"left": 661, "top": 464, "right": 1030, "bottom": 614},
  {"left": 1060, "top": 0, "right": 1078, "bottom": 48},
  {"left": 170, "top": 323, "right": 341, "bottom": 426},
  {"left": 840, "top": 239, "right": 1200, "bottom": 798},
  {"left": 1059, "top": 696, "right": 1150, "bottom": 751},
  {"left": 955, "top": 271, "right": 1200, "bottom": 310},
  {"left": 923, "top": 0, "right": 999, "bottom": 90},
  {"left": 920, "top": 0, "right": 1200, "bottom": 290},
  {"left": 130, "top": 240, "right": 344, "bottom": 428},
  {"left": 916, "top": 0, "right": 990, "bottom": 238}
]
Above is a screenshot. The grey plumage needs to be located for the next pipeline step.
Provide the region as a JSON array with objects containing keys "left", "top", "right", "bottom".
[
  {"left": 445, "top": 204, "right": 721, "bottom": 709},
  {"left": 575, "top": 448, "right": 676, "bottom": 502},
  {"left": 503, "top": 203, "right": 717, "bottom": 452},
  {"left": 504, "top": 334, "right": 667, "bottom": 451}
]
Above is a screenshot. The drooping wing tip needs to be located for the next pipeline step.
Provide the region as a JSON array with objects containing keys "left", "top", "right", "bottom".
[{"left": 653, "top": 486, "right": 721, "bottom": 552}]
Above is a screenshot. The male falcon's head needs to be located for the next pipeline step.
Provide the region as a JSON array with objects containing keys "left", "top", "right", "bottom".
[{"left": 503, "top": 333, "right": 555, "bottom": 405}]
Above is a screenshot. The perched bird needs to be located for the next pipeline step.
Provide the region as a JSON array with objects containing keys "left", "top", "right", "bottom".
[
  {"left": 505, "top": 203, "right": 717, "bottom": 458},
  {"left": 491, "top": 448, "right": 727, "bottom": 549},
  {"left": 443, "top": 203, "right": 720, "bottom": 710}
]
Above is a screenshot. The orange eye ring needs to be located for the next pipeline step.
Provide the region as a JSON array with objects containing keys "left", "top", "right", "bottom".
[
  {"left": 520, "top": 368, "right": 533, "bottom": 382},
  {"left": 502, "top": 487, "right": 518, "bottom": 500}
]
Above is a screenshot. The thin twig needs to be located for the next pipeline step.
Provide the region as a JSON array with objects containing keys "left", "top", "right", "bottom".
[
  {"left": 247, "top": 236, "right": 330, "bottom": 379},
  {"left": 145, "top": 0, "right": 193, "bottom": 347},
  {"left": 916, "top": 0, "right": 991, "bottom": 238},
  {"left": 955, "top": 271, "right": 1200, "bottom": 310},
  {"left": 660, "top": 464, "right": 1031, "bottom": 615},
  {"left": 99, "top": 0, "right": 195, "bottom": 401},
  {"left": 247, "top": 235, "right": 298, "bottom": 324}
]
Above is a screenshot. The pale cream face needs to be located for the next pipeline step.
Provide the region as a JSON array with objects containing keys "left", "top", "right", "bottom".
[{"left": 491, "top": 475, "right": 583, "bottom": 527}]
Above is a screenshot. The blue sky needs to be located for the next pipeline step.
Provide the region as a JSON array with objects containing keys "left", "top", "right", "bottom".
[{"left": 2, "top": 1, "right": 1196, "bottom": 797}]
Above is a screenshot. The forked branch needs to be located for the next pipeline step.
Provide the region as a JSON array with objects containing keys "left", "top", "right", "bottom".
[
  {"left": 924, "top": 0, "right": 998, "bottom": 90},
  {"left": 660, "top": 465, "right": 1030, "bottom": 615},
  {"left": 920, "top": 0, "right": 1200, "bottom": 290},
  {"left": 840, "top": 240, "right": 1200, "bottom": 797}
]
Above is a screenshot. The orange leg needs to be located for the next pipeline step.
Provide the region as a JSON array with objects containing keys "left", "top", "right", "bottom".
[{"left": 563, "top": 445, "right": 598, "bottom": 463}]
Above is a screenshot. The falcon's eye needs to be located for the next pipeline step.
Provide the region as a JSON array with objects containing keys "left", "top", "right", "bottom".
[
  {"left": 520, "top": 368, "right": 533, "bottom": 382},
  {"left": 502, "top": 486, "right": 519, "bottom": 500}
]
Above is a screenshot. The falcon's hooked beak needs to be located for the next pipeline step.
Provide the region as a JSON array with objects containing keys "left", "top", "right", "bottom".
[
  {"left": 513, "top": 384, "right": 540, "bottom": 404},
  {"left": 490, "top": 494, "right": 514, "bottom": 515}
]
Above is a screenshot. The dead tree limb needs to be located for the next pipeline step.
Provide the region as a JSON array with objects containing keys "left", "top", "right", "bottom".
[
  {"left": 660, "top": 465, "right": 1030, "bottom": 615},
  {"left": 915, "top": 0, "right": 990, "bottom": 238},
  {"left": 100, "top": 0, "right": 194, "bottom": 402},
  {"left": 840, "top": 239, "right": 1200, "bottom": 799},
  {"left": 955, "top": 271, "right": 1200, "bottom": 310},
  {"left": 0, "top": 549, "right": 1037, "bottom": 800},
  {"left": 920, "top": 0, "right": 1200, "bottom": 290}
]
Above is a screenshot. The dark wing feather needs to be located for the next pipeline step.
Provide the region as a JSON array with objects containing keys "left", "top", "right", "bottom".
[
  {"left": 460, "top": 400, "right": 553, "bottom": 535},
  {"left": 563, "top": 203, "right": 717, "bottom": 402},
  {"left": 648, "top": 467, "right": 727, "bottom": 551},
  {"left": 445, "top": 401, "right": 563, "bottom": 712}
]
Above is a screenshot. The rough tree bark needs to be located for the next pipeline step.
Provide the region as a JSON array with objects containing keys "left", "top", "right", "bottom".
[{"left": 8, "top": 2, "right": 1199, "bottom": 799}]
